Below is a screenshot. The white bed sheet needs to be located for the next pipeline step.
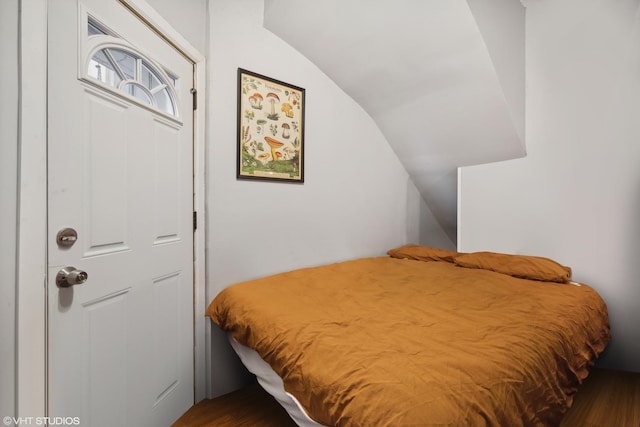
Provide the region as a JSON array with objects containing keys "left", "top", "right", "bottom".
[{"left": 227, "top": 332, "right": 327, "bottom": 427}]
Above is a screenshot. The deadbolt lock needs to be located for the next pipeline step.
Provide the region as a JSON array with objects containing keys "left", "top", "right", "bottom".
[{"left": 57, "top": 228, "right": 78, "bottom": 248}]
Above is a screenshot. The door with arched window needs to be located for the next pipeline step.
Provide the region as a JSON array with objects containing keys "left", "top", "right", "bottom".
[{"left": 47, "top": 1, "right": 194, "bottom": 425}]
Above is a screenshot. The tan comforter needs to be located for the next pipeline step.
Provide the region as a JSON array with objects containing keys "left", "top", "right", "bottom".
[{"left": 207, "top": 257, "right": 610, "bottom": 426}]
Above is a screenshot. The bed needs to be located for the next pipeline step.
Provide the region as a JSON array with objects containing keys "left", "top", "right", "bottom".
[{"left": 206, "top": 245, "right": 611, "bottom": 426}]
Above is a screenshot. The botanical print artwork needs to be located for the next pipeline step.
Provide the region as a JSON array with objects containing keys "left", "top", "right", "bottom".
[{"left": 237, "top": 69, "right": 305, "bottom": 182}]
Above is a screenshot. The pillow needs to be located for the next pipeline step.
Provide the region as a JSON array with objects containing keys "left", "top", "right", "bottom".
[
  {"left": 387, "top": 244, "right": 459, "bottom": 263},
  {"left": 454, "top": 251, "right": 572, "bottom": 283}
]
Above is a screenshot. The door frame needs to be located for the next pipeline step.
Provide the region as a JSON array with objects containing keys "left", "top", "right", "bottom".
[{"left": 16, "top": 0, "right": 207, "bottom": 418}]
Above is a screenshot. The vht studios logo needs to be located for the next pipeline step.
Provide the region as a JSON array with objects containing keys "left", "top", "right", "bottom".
[{"left": 3, "top": 417, "right": 80, "bottom": 426}]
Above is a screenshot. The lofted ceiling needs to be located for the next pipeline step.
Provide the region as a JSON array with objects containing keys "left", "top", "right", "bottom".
[{"left": 263, "top": 0, "right": 526, "bottom": 245}]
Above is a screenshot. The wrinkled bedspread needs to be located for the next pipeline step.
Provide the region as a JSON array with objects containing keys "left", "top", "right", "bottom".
[{"left": 207, "top": 257, "right": 610, "bottom": 426}]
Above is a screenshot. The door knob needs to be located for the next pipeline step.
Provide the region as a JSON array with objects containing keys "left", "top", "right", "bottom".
[{"left": 56, "top": 266, "right": 88, "bottom": 288}]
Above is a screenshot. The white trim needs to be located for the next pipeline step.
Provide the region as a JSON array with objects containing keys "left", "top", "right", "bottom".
[
  {"left": 193, "top": 57, "right": 208, "bottom": 404},
  {"left": 16, "top": 0, "right": 48, "bottom": 419},
  {"left": 117, "top": 0, "right": 205, "bottom": 64},
  {"left": 190, "top": 24, "right": 208, "bottom": 408},
  {"left": 16, "top": 0, "right": 208, "bottom": 416}
]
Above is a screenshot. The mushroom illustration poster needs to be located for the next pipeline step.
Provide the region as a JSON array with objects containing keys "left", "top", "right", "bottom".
[{"left": 237, "top": 68, "right": 305, "bottom": 182}]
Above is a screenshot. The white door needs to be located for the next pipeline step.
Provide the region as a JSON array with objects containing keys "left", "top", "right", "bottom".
[{"left": 47, "top": 1, "right": 194, "bottom": 426}]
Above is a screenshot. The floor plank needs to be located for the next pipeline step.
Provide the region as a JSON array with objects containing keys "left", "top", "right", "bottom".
[
  {"left": 560, "top": 368, "right": 640, "bottom": 427},
  {"left": 172, "top": 382, "right": 296, "bottom": 427},
  {"left": 175, "top": 368, "right": 640, "bottom": 427}
]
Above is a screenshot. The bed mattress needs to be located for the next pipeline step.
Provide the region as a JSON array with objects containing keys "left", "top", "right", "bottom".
[{"left": 209, "top": 254, "right": 610, "bottom": 426}]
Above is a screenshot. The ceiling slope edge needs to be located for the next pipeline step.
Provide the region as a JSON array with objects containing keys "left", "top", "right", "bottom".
[{"left": 263, "top": 0, "right": 526, "bottom": 244}]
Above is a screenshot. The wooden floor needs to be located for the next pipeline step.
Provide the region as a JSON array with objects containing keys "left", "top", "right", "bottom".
[
  {"left": 172, "top": 382, "right": 296, "bottom": 427},
  {"left": 559, "top": 368, "right": 640, "bottom": 427},
  {"left": 173, "top": 368, "right": 640, "bottom": 427}
]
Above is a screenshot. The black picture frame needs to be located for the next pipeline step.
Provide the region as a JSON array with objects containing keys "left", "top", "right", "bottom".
[{"left": 237, "top": 68, "right": 305, "bottom": 183}]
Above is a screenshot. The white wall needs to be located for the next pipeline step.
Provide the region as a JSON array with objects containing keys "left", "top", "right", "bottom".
[
  {"left": 206, "top": 0, "right": 451, "bottom": 395},
  {"left": 144, "top": 0, "right": 208, "bottom": 55},
  {"left": 466, "top": 0, "right": 525, "bottom": 143},
  {"left": 459, "top": 0, "right": 640, "bottom": 372},
  {"left": 0, "top": 0, "right": 19, "bottom": 418}
]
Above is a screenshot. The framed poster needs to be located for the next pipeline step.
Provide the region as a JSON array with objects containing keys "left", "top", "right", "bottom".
[{"left": 237, "top": 68, "right": 305, "bottom": 182}]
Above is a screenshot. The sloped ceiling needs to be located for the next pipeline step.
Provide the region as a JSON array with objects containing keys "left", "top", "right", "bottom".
[{"left": 263, "top": 0, "right": 526, "bottom": 244}]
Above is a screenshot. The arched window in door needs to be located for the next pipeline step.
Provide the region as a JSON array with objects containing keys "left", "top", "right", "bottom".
[{"left": 84, "top": 20, "right": 179, "bottom": 118}]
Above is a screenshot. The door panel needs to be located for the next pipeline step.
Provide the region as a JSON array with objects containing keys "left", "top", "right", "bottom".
[
  {"left": 48, "top": 1, "right": 194, "bottom": 425},
  {"left": 82, "top": 89, "right": 130, "bottom": 256},
  {"left": 152, "top": 118, "right": 182, "bottom": 244},
  {"left": 82, "top": 291, "right": 129, "bottom": 425}
]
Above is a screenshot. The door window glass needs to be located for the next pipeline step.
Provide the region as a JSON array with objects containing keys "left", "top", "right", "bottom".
[
  {"left": 109, "top": 49, "right": 136, "bottom": 80},
  {"left": 123, "top": 83, "right": 153, "bottom": 104},
  {"left": 87, "top": 49, "right": 123, "bottom": 87},
  {"left": 88, "top": 21, "right": 106, "bottom": 36},
  {"left": 85, "top": 20, "right": 178, "bottom": 118}
]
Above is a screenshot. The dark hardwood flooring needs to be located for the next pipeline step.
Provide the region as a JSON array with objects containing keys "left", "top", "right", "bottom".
[{"left": 173, "top": 368, "right": 640, "bottom": 427}]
